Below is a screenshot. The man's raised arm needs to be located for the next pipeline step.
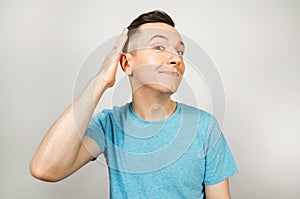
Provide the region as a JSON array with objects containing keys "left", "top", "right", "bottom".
[{"left": 30, "top": 29, "right": 128, "bottom": 182}]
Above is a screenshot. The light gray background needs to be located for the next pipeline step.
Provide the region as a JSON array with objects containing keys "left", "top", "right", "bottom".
[{"left": 1, "top": 0, "right": 299, "bottom": 198}]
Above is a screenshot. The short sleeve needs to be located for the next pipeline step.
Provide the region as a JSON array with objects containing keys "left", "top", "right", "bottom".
[
  {"left": 203, "top": 117, "right": 238, "bottom": 185},
  {"left": 85, "top": 113, "right": 107, "bottom": 154}
]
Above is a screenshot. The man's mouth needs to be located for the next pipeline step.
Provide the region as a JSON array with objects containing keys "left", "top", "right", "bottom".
[{"left": 158, "top": 71, "right": 180, "bottom": 77}]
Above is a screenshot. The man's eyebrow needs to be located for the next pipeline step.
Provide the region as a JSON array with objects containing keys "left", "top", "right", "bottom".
[
  {"left": 149, "top": 34, "right": 168, "bottom": 41},
  {"left": 149, "top": 34, "right": 185, "bottom": 47}
]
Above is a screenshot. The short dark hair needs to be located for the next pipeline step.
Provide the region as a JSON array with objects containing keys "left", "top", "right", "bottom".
[{"left": 123, "top": 10, "right": 175, "bottom": 53}]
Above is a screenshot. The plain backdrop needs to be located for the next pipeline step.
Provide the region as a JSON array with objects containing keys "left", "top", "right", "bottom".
[{"left": 1, "top": 0, "right": 300, "bottom": 198}]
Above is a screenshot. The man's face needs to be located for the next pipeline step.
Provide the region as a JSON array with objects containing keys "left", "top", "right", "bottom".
[{"left": 125, "top": 22, "right": 185, "bottom": 94}]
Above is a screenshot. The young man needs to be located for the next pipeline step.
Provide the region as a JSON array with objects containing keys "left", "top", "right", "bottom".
[{"left": 31, "top": 10, "right": 238, "bottom": 198}]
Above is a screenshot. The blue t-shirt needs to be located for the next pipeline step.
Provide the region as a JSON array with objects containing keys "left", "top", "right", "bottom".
[{"left": 85, "top": 103, "right": 238, "bottom": 198}]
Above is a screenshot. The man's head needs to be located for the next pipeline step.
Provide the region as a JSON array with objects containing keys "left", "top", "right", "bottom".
[
  {"left": 121, "top": 10, "right": 185, "bottom": 94},
  {"left": 123, "top": 10, "right": 175, "bottom": 53}
]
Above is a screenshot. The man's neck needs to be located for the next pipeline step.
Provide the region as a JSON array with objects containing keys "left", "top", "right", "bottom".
[{"left": 131, "top": 88, "right": 177, "bottom": 121}]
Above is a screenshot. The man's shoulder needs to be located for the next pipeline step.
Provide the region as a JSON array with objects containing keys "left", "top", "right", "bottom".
[
  {"left": 93, "top": 103, "right": 130, "bottom": 120},
  {"left": 97, "top": 103, "right": 129, "bottom": 113},
  {"left": 180, "top": 103, "right": 214, "bottom": 119}
]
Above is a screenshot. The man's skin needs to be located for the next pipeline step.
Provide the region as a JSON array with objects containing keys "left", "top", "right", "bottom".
[{"left": 30, "top": 22, "right": 231, "bottom": 199}]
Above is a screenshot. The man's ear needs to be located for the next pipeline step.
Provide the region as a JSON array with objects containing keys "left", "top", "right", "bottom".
[{"left": 120, "top": 53, "right": 133, "bottom": 75}]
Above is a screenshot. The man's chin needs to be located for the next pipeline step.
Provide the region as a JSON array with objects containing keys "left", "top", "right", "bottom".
[{"left": 145, "top": 83, "right": 179, "bottom": 94}]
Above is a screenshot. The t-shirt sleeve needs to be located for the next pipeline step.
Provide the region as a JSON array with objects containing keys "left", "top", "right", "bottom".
[
  {"left": 85, "top": 112, "right": 107, "bottom": 154},
  {"left": 203, "top": 116, "right": 238, "bottom": 185}
]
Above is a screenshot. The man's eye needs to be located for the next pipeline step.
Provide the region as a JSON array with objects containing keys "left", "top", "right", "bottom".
[
  {"left": 153, "top": 45, "right": 165, "bottom": 51},
  {"left": 177, "top": 50, "right": 184, "bottom": 56}
]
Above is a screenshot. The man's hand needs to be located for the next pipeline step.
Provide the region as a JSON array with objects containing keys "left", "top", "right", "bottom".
[{"left": 95, "top": 28, "right": 128, "bottom": 89}]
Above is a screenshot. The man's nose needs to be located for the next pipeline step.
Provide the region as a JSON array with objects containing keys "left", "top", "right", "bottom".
[
  {"left": 167, "top": 51, "right": 182, "bottom": 66},
  {"left": 166, "top": 51, "right": 185, "bottom": 74}
]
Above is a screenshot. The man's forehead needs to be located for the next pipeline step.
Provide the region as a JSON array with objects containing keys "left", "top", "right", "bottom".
[
  {"left": 137, "top": 27, "right": 182, "bottom": 41},
  {"left": 134, "top": 22, "right": 181, "bottom": 39},
  {"left": 138, "top": 22, "right": 177, "bottom": 30}
]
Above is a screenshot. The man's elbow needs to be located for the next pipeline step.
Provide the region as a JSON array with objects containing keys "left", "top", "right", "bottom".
[{"left": 30, "top": 160, "right": 63, "bottom": 183}]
